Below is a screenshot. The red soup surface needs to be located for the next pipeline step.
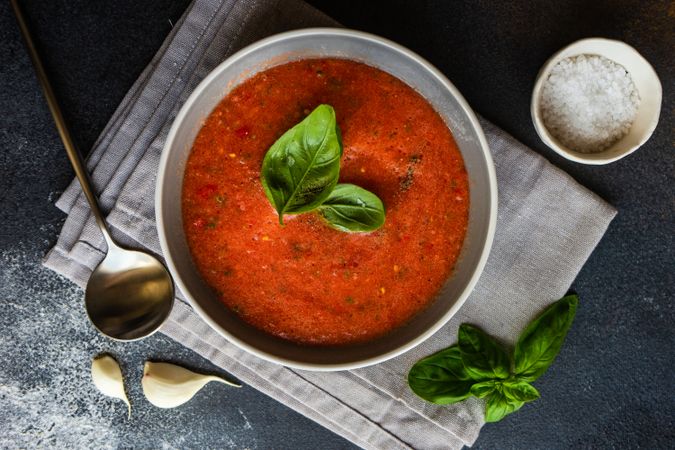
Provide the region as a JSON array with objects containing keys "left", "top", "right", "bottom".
[{"left": 182, "top": 58, "right": 469, "bottom": 345}]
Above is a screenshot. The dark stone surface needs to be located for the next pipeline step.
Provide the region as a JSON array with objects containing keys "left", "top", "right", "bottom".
[{"left": 1, "top": 0, "right": 672, "bottom": 448}]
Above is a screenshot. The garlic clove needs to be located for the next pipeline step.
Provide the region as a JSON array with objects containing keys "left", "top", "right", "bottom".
[
  {"left": 142, "top": 361, "right": 241, "bottom": 408},
  {"left": 91, "top": 354, "right": 131, "bottom": 418}
]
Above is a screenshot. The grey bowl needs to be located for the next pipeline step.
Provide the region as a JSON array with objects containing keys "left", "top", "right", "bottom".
[{"left": 156, "top": 28, "right": 497, "bottom": 371}]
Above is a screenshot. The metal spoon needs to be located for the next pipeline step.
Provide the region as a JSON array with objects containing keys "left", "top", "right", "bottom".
[{"left": 12, "top": 0, "right": 174, "bottom": 340}]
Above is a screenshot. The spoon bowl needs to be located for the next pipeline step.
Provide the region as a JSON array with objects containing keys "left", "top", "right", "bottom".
[{"left": 85, "top": 245, "right": 174, "bottom": 341}]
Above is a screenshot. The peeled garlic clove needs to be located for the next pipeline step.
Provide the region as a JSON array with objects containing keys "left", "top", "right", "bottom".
[
  {"left": 91, "top": 354, "right": 131, "bottom": 418},
  {"left": 142, "top": 361, "right": 241, "bottom": 408}
]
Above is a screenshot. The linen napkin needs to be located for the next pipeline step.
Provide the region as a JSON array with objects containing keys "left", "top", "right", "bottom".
[{"left": 43, "top": 0, "right": 617, "bottom": 448}]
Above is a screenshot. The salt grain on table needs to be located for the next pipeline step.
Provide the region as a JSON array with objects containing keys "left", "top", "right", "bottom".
[{"left": 540, "top": 54, "right": 640, "bottom": 153}]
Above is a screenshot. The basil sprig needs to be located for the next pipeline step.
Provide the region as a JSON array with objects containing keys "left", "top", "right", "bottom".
[
  {"left": 408, "top": 295, "right": 579, "bottom": 423},
  {"left": 260, "top": 104, "right": 385, "bottom": 232}
]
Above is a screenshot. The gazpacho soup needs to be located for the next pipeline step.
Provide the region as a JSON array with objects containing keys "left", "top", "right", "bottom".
[{"left": 182, "top": 58, "right": 469, "bottom": 345}]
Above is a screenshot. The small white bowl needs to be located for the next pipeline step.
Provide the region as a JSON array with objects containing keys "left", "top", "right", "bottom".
[{"left": 531, "top": 38, "right": 662, "bottom": 165}]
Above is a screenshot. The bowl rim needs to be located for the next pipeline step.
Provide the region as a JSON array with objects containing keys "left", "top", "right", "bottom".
[
  {"left": 156, "top": 27, "right": 498, "bottom": 370},
  {"left": 530, "top": 37, "right": 663, "bottom": 165}
]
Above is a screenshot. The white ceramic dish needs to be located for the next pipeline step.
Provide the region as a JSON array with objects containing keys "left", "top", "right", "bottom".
[
  {"left": 531, "top": 37, "right": 662, "bottom": 165},
  {"left": 156, "top": 28, "right": 497, "bottom": 371}
]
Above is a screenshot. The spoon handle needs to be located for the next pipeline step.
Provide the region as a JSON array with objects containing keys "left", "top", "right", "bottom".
[{"left": 11, "top": 0, "right": 115, "bottom": 248}]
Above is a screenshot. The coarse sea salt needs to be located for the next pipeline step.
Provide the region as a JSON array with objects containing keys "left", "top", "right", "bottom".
[{"left": 540, "top": 54, "right": 640, "bottom": 153}]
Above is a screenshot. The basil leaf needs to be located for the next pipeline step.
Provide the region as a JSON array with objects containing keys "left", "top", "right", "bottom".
[
  {"left": 458, "top": 324, "right": 510, "bottom": 380},
  {"left": 514, "top": 295, "right": 579, "bottom": 382},
  {"left": 318, "top": 184, "right": 385, "bottom": 232},
  {"left": 485, "top": 390, "right": 524, "bottom": 423},
  {"left": 501, "top": 380, "right": 540, "bottom": 402},
  {"left": 261, "top": 104, "right": 342, "bottom": 223},
  {"left": 407, "top": 346, "right": 474, "bottom": 405},
  {"left": 470, "top": 380, "right": 498, "bottom": 399}
]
